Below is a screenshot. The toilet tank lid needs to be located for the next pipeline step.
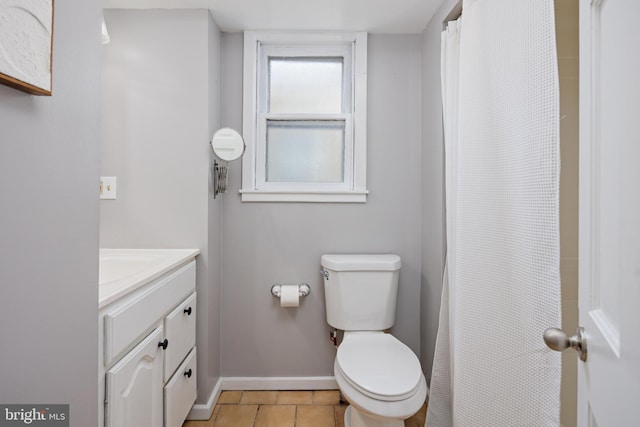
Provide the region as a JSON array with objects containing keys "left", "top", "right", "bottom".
[{"left": 321, "top": 254, "right": 401, "bottom": 271}]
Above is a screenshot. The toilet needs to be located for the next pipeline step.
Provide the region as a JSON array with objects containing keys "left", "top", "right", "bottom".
[{"left": 321, "top": 254, "right": 427, "bottom": 427}]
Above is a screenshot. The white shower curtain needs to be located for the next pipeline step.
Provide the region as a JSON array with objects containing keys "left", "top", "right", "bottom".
[{"left": 426, "top": 1, "right": 561, "bottom": 426}]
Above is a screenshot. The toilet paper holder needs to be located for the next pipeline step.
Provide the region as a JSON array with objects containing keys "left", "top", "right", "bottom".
[{"left": 271, "top": 283, "right": 311, "bottom": 298}]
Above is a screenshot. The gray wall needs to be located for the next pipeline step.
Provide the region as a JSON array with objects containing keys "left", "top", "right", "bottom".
[
  {"left": 419, "top": 0, "right": 458, "bottom": 382},
  {"left": 0, "top": 1, "right": 101, "bottom": 426},
  {"left": 206, "top": 10, "right": 224, "bottom": 402},
  {"left": 100, "top": 9, "right": 222, "bottom": 404},
  {"left": 220, "top": 34, "right": 424, "bottom": 377}
]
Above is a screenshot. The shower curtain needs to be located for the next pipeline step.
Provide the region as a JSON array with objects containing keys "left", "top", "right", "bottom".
[{"left": 426, "top": 1, "right": 561, "bottom": 426}]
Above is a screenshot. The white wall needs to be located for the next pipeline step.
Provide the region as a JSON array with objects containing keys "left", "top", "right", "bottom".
[
  {"left": 100, "top": 9, "right": 223, "bottom": 405},
  {"left": 0, "top": 0, "right": 101, "bottom": 425},
  {"left": 219, "top": 33, "right": 424, "bottom": 377}
]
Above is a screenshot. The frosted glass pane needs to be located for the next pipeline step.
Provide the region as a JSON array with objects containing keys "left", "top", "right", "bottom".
[
  {"left": 269, "top": 58, "right": 343, "bottom": 113},
  {"left": 266, "top": 121, "right": 345, "bottom": 183}
]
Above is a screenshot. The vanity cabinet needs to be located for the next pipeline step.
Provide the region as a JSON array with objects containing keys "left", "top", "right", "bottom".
[{"left": 100, "top": 259, "right": 197, "bottom": 427}]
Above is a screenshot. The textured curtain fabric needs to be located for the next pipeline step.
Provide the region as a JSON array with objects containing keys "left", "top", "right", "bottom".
[
  {"left": 424, "top": 17, "right": 461, "bottom": 427},
  {"left": 426, "top": 1, "right": 561, "bottom": 426}
]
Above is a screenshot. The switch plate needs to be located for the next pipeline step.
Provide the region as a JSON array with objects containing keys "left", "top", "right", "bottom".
[{"left": 100, "top": 176, "right": 117, "bottom": 200}]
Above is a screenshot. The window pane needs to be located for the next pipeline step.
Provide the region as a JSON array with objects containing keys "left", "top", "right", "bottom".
[
  {"left": 266, "top": 121, "right": 345, "bottom": 183},
  {"left": 269, "top": 58, "right": 343, "bottom": 114}
]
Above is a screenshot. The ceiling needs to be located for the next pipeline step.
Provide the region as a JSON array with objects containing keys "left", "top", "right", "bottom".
[{"left": 103, "top": 0, "right": 446, "bottom": 34}]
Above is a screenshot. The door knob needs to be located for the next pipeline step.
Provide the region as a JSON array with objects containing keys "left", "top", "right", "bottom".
[{"left": 543, "top": 327, "right": 587, "bottom": 362}]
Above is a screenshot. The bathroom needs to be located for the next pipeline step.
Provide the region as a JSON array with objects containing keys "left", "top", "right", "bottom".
[
  {"left": 4, "top": 0, "right": 633, "bottom": 426},
  {"left": 100, "top": 6, "right": 427, "bottom": 425}
]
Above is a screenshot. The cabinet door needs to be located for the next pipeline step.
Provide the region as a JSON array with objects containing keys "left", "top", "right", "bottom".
[{"left": 106, "top": 326, "right": 164, "bottom": 427}]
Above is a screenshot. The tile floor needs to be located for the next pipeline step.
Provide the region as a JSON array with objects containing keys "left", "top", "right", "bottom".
[{"left": 182, "top": 390, "right": 427, "bottom": 427}]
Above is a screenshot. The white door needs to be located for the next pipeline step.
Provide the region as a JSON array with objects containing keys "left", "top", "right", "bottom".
[
  {"left": 106, "top": 326, "right": 164, "bottom": 427},
  {"left": 578, "top": 0, "right": 640, "bottom": 425}
]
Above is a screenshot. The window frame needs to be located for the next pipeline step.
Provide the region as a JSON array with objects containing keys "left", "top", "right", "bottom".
[{"left": 241, "top": 31, "right": 368, "bottom": 203}]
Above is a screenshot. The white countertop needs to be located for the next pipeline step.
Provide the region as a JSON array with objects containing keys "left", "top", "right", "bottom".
[{"left": 99, "top": 248, "right": 200, "bottom": 308}]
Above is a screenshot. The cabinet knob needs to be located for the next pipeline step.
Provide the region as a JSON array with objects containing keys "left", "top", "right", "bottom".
[
  {"left": 184, "top": 369, "right": 192, "bottom": 378},
  {"left": 158, "top": 339, "right": 168, "bottom": 350},
  {"left": 184, "top": 307, "right": 192, "bottom": 316}
]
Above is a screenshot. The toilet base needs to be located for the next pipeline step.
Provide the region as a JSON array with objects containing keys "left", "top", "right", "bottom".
[{"left": 344, "top": 405, "right": 404, "bottom": 427}]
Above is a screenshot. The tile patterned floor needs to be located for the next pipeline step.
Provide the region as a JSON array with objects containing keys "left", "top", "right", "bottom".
[{"left": 183, "top": 390, "right": 427, "bottom": 427}]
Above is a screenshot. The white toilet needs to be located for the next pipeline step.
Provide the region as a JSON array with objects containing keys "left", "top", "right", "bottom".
[{"left": 321, "top": 254, "right": 427, "bottom": 427}]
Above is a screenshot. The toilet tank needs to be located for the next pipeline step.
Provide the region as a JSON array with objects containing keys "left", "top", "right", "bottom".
[{"left": 321, "top": 254, "right": 401, "bottom": 331}]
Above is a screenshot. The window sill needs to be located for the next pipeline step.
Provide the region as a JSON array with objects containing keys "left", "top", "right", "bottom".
[{"left": 239, "top": 189, "right": 368, "bottom": 203}]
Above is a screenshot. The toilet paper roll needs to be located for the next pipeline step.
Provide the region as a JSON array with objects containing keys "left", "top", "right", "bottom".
[{"left": 280, "top": 285, "right": 300, "bottom": 307}]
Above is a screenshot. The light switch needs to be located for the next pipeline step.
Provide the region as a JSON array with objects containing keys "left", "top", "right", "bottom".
[{"left": 100, "top": 176, "right": 117, "bottom": 200}]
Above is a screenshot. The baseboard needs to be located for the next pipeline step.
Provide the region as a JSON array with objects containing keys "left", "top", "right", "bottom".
[
  {"left": 186, "top": 376, "right": 337, "bottom": 420},
  {"left": 187, "top": 377, "right": 223, "bottom": 421}
]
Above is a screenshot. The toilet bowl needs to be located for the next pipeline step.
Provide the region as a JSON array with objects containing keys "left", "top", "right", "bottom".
[
  {"left": 334, "top": 332, "right": 427, "bottom": 427},
  {"left": 320, "top": 254, "right": 427, "bottom": 427}
]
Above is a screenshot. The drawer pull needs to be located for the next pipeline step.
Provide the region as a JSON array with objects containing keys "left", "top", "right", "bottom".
[
  {"left": 184, "top": 369, "right": 193, "bottom": 378},
  {"left": 158, "top": 339, "right": 169, "bottom": 350},
  {"left": 183, "top": 307, "right": 192, "bottom": 316}
]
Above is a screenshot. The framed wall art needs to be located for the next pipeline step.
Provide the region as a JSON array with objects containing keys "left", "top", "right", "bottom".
[{"left": 0, "top": 0, "right": 54, "bottom": 96}]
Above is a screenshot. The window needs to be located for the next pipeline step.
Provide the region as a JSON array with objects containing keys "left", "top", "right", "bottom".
[{"left": 241, "top": 32, "right": 368, "bottom": 202}]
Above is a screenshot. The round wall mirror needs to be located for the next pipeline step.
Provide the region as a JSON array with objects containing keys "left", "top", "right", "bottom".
[{"left": 210, "top": 128, "right": 245, "bottom": 161}]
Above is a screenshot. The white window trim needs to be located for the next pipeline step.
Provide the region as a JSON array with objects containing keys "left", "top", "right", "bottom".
[{"left": 241, "top": 31, "right": 368, "bottom": 203}]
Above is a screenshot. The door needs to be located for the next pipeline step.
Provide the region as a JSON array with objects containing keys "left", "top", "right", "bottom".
[
  {"left": 578, "top": 0, "right": 640, "bottom": 425},
  {"left": 106, "top": 326, "right": 164, "bottom": 427}
]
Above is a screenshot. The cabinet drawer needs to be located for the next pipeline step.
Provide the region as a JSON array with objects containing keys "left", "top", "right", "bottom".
[
  {"left": 104, "top": 261, "right": 195, "bottom": 367},
  {"left": 164, "top": 292, "right": 197, "bottom": 381},
  {"left": 164, "top": 347, "right": 197, "bottom": 427}
]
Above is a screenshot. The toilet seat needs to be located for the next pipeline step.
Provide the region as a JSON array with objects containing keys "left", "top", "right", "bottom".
[{"left": 336, "top": 332, "right": 422, "bottom": 402}]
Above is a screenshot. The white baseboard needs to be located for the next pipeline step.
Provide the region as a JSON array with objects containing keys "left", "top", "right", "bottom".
[
  {"left": 187, "top": 376, "right": 338, "bottom": 420},
  {"left": 187, "top": 377, "right": 223, "bottom": 421}
]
